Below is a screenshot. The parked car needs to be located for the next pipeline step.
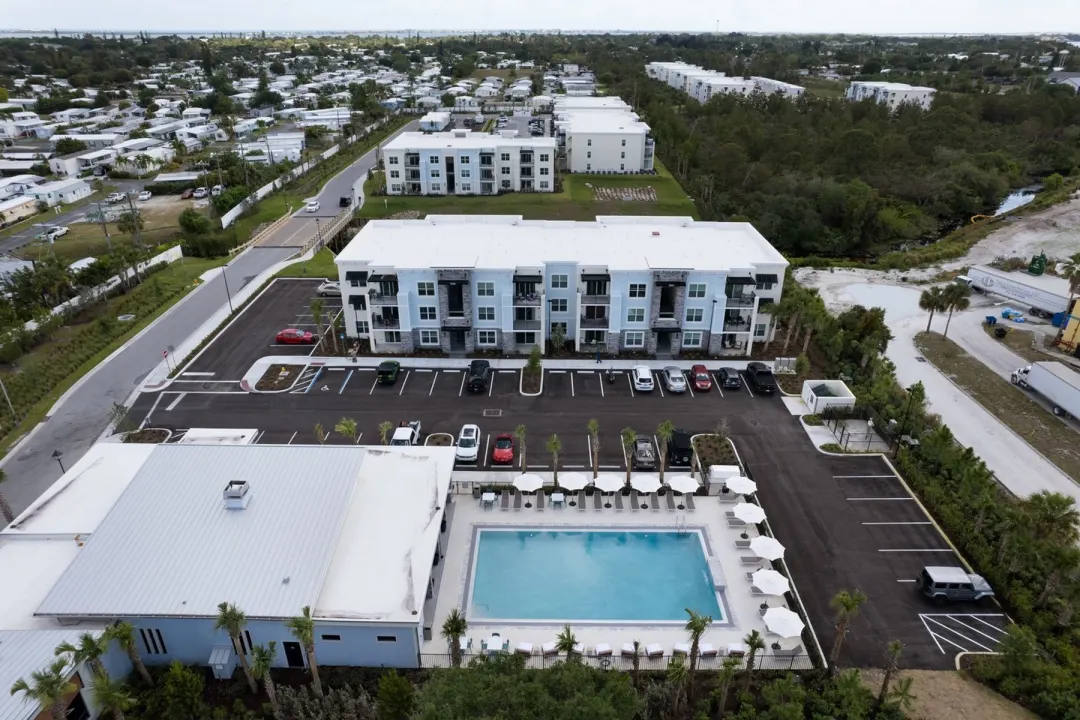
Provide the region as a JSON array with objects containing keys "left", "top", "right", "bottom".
[
  {"left": 45, "top": 226, "right": 69, "bottom": 240},
  {"left": 690, "top": 364, "right": 712, "bottom": 392},
  {"left": 467, "top": 360, "right": 492, "bottom": 393},
  {"left": 211, "top": 184, "right": 224, "bottom": 196},
  {"left": 377, "top": 360, "right": 401, "bottom": 385},
  {"left": 180, "top": 188, "right": 195, "bottom": 199},
  {"left": 745, "top": 361, "right": 776, "bottom": 395},
  {"left": 491, "top": 434, "right": 515, "bottom": 465},
  {"left": 137, "top": 190, "right": 152, "bottom": 201},
  {"left": 305, "top": 200, "right": 320, "bottom": 213},
  {"left": 391, "top": 420, "right": 422, "bottom": 446},
  {"left": 316, "top": 281, "right": 340, "bottom": 296},
  {"left": 667, "top": 428, "right": 694, "bottom": 467},
  {"left": 339, "top": 196, "right": 352, "bottom": 207},
  {"left": 275, "top": 328, "right": 315, "bottom": 344},
  {"left": 192, "top": 187, "right": 208, "bottom": 199},
  {"left": 105, "top": 192, "right": 125, "bottom": 204},
  {"left": 916, "top": 566, "right": 994, "bottom": 605},
  {"left": 663, "top": 366, "right": 687, "bottom": 393},
  {"left": 716, "top": 367, "right": 742, "bottom": 389},
  {"left": 632, "top": 438, "right": 657, "bottom": 470},
  {"left": 632, "top": 365, "right": 654, "bottom": 392},
  {"left": 456, "top": 424, "right": 481, "bottom": 462}
]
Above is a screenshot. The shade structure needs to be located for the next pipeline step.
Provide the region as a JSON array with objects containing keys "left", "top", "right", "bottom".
[
  {"left": 631, "top": 475, "right": 662, "bottom": 494},
  {"left": 513, "top": 473, "right": 545, "bottom": 493},
  {"left": 733, "top": 502, "right": 767, "bottom": 524},
  {"left": 726, "top": 475, "right": 758, "bottom": 495},
  {"left": 750, "top": 536, "right": 786, "bottom": 561},
  {"left": 763, "top": 607, "right": 805, "bottom": 638},
  {"left": 751, "top": 569, "right": 790, "bottom": 596},
  {"left": 558, "top": 472, "right": 590, "bottom": 491},
  {"left": 666, "top": 475, "right": 700, "bottom": 494},
  {"left": 593, "top": 474, "right": 624, "bottom": 493}
]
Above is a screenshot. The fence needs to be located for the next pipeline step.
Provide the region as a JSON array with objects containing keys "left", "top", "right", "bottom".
[{"left": 418, "top": 651, "right": 813, "bottom": 671}]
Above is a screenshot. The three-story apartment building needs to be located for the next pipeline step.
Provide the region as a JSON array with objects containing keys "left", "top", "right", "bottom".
[
  {"left": 382, "top": 131, "right": 558, "bottom": 195},
  {"left": 336, "top": 216, "right": 788, "bottom": 357}
]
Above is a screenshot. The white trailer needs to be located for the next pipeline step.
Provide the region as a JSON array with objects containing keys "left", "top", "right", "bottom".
[
  {"left": 962, "top": 266, "right": 1070, "bottom": 315},
  {"left": 1011, "top": 361, "right": 1080, "bottom": 419}
]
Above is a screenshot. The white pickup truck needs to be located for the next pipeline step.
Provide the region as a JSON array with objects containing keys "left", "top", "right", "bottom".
[{"left": 390, "top": 420, "right": 422, "bottom": 446}]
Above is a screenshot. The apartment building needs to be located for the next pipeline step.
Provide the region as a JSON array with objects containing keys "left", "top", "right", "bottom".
[
  {"left": 382, "top": 131, "right": 557, "bottom": 195},
  {"left": 645, "top": 61, "right": 805, "bottom": 102},
  {"left": 551, "top": 97, "right": 653, "bottom": 174},
  {"left": 336, "top": 215, "right": 787, "bottom": 357},
  {"left": 846, "top": 81, "right": 936, "bottom": 110}
]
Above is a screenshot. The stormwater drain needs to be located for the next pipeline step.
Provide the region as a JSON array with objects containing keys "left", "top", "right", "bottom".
[
  {"left": 915, "top": 356, "right": 927, "bottom": 363},
  {"left": 483, "top": 409, "right": 503, "bottom": 418},
  {"left": 118, "top": 314, "right": 136, "bottom": 322}
]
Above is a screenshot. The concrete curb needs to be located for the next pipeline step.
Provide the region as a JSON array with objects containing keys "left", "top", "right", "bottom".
[
  {"left": 954, "top": 650, "right": 1000, "bottom": 671},
  {"left": 425, "top": 432, "right": 454, "bottom": 447},
  {"left": 245, "top": 362, "right": 320, "bottom": 394},
  {"left": 519, "top": 370, "right": 543, "bottom": 397}
]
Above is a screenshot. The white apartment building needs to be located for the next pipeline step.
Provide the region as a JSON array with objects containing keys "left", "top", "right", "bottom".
[
  {"left": 556, "top": 114, "right": 654, "bottom": 174},
  {"left": 382, "top": 131, "right": 557, "bottom": 196},
  {"left": 645, "top": 62, "right": 805, "bottom": 102},
  {"left": 846, "top": 81, "right": 936, "bottom": 110},
  {"left": 335, "top": 215, "right": 787, "bottom": 357}
]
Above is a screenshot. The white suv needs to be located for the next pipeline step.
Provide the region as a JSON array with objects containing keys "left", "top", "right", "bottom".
[
  {"left": 456, "top": 424, "right": 480, "bottom": 462},
  {"left": 632, "top": 366, "right": 654, "bottom": 392}
]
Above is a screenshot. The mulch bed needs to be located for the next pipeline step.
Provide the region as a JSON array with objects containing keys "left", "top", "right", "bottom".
[
  {"left": 426, "top": 435, "right": 452, "bottom": 446},
  {"left": 123, "top": 428, "right": 169, "bottom": 444},
  {"left": 256, "top": 364, "right": 304, "bottom": 391},
  {"left": 592, "top": 186, "right": 658, "bottom": 202},
  {"left": 521, "top": 370, "right": 541, "bottom": 394},
  {"left": 693, "top": 434, "right": 739, "bottom": 466}
]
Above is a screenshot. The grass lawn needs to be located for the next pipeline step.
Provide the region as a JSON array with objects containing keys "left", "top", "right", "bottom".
[
  {"left": 0, "top": 184, "right": 119, "bottom": 243},
  {"left": 231, "top": 194, "right": 290, "bottom": 243},
  {"left": 801, "top": 78, "right": 847, "bottom": 98},
  {"left": 276, "top": 248, "right": 337, "bottom": 279},
  {"left": 914, "top": 331, "right": 1080, "bottom": 484}
]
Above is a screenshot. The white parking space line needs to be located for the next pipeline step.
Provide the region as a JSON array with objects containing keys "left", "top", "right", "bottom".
[
  {"left": 489, "top": 373, "right": 495, "bottom": 397},
  {"left": 921, "top": 616, "right": 996, "bottom": 653},
  {"left": 182, "top": 371, "right": 215, "bottom": 377},
  {"left": 622, "top": 442, "right": 630, "bottom": 469},
  {"left": 141, "top": 393, "right": 166, "bottom": 428},
  {"left": 165, "top": 393, "right": 186, "bottom": 411},
  {"left": 571, "top": 372, "right": 575, "bottom": 397},
  {"left": 599, "top": 373, "right": 605, "bottom": 397},
  {"left": 862, "top": 521, "right": 932, "bottom": 525},
  {"left": 949, "top": 617, "right": 1009, "bottom": 644},
  {"left": 356, "top": 433, "right": 363, "bottom": 443},
  {"left": 429, "top": 372, "right": 439, "bottom": 396},
  {"left": 896, "top": 579, "right": 917, "bottom": 583},
  {"left": 459, "top": 372, "right": 467, "bottom": 397},
  {"left": 655, "top": 372, "right": 664, "bottom": 397},
  {"left": 369, "top": 375, "right": 379, "bottom": 395},
  {"left": 483, "top": 434, "right": 491, "bottom": 468},
  {"left": 627, "top": 373, "right": 635, "bottom": 397},
  {"left": 741, "top": 374, "right": 755, "bottom": 397},
  {"left": 398, "top": 371, "right": 410, "bottom": 396},
  {"left": 288, "top": 431, "right": 298, "bottom": 444},
  {"left": 172, "top": 379, "right": 237, "bottom": 384},
  {"left": 339, "top": 370, "right": 353, "bottom": 394}
]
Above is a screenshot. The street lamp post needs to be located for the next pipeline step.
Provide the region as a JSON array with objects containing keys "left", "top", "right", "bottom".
[
  {"left": 0, "top": 376, "right": 17, "bottom": 420},
  {"left": 893, "top": 390, "right": 916, "bottom": 458},
  {"left": 222, "top": 263, "right": 235, "bottom": 314},
  {"left": 52, "top": 449, "right": 65, "bottom": 474}
]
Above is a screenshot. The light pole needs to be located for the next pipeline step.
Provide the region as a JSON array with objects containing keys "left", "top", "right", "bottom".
[
  {"left": 222, "top": 263, "right": 235, "bottom": 314},
  {"left": 0, "top": 376, "right": 17, "bottom": 420},
  {"left": 52, "top": 449, "right": 65, "bottom": 474},
  {"left": 893, "top": 390, "right": 915, "bottom": 459}
]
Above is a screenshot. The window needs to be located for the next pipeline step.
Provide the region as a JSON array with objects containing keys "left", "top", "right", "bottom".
[
  {"left": 625, "top": 331, "right": 645, "bottom": 348},
  {"left": 459, "top": 155, "right": 470, "bottom": 164},
  {"left": 539, "top": 181, "right": 549, "bottom": 189},
  {"left": 551, "top": 274, "right": 568, "bottom": 288},
  {"left": 515, "top": 332, "right": 536, "bottom": 345},
  {"left": 584, "top": 330, "right": 606, "bottom": 344},
  {"left": 551, "top": 321, "right": 567, "bottom": 336},
  {"left": 321, "top": 634, "right": 341, "bottom": 642},
  {"left": 685, "top": 308, "right": 703, "bottom": 322},
  {"left": 755, "top": 275, "right": 776, "bottom": 291},
  {"left": 477, "top": 330, "right": 497, "bottom": 345},
  {"left": 140, "top": 628, "right": 169, "bottom": 655},
  {"left": 621, "top": 138, "right": 627, "bottom": 146},
  {"left": 627, "top": 308, "right": 644, "bottom": 322},
  {"left": 461, "top": 183, "right": 471, "bottom": 191},
  {"left": 501, "top": 152, "right": 510, "bottom": 161},
  {"left": 390, "top": 184, "right": 402, "bottom": 193},
  {"left": 539, "top": 153, "right": 549, "bottom": 162},
  {"left": 389, "top": 170, "right": 399, "bottom": 178},
  {"left": 629, "top": 283, "right": 646, "bottom": 298},
  {"left": 377, "top": 635, "right": 398, "bottom": 643},
  {"left": 430, "top": 169, "right": 440, "bottom": 178},
  {"left": 620, "top": 151, "right": 625, "bottom": 159},
  {"left": 460, "top": 169, "right": 470, "bottom": 178},
  {"left": 428, "top": 155, "right": 439, "bottom": 164},
  {"left": 417, "top": 282, "right": 435, "bottom": 296},
  {"left": 420, "top": 329, "right": 440, "bottom": 345},
  {"left": 620, "top": 164, "right": 625, "bottom": 171},
  {"left": 500, "top": 166, "right": 510, "bottom": 175},
  {"left": 586, "top": 163, "right": 591, "bottom": 171},
  {"left": 683, "top": 331, "right": 703, "bottom": 348},
  {"left": 540, "top": 167, "right": 549, "bottom": 175},
  {"left": 688, "top": 283, "right": 706, "bottom": 298},
  {"left": 550, "top": 298, "right": 567, "bottom": 312},
  {"left": 755, "top": 323, "right": 767, "bottom": 337},
  {"left": 388, "top": 156, "right": 399, "bottom": 165},
  {"left": 431, "top": 183, "right": 441, "bottom": 192},
  {"left": 587, "top": 138, "right": 592, "bottom": 146},
  {"left": 419, "top": 306, "right": 437, "bottom": 320},
  {"left": 477, "top": 282, "right": 494, "bottom": 296},
  {"left": 384, "top": 331, "right": 401, "bottom": 343},
  {"left": 502, "top": 180, "right": 511, "bottom": 189},
  {"left": 478, "top": 306, "right": 495, "bottom": 321},
  {"left": 355, "top": 320, "right": 369, "bottom": 334},
  {"left": 586, "top": 151, "right": 591, "bottom": 159}
]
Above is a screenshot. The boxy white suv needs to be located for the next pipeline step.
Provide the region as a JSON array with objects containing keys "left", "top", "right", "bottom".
[
  {"left": 632, "top": 366, "right": 654, "bottom": 392},
  {"left": 456, "top": 424, "right": 481, "bottom": 462}
]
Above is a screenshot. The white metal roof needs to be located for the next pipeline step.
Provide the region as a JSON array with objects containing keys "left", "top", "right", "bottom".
[
  {"left": 338, "top": 215, "right": 788, "bottom": 272},
  {"left": 0, "top": 630, "right": 83, "bottom": 720},
  {"left": 383, "top": 131, "right": 556, "bottom": 152}
]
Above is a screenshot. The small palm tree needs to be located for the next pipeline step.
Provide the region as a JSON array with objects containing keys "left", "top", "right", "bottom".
[
  {"left": 546, "top": 434, "right": 561, "bottom": 488},
  {"left": 667, "top": 656, "right": 689, "bottom": 717},
  {"left": 334, "top": 417, "right": 358, "bottom": 444},
  {"left": 886, "top": 675, "right": 917, "bottom": 712},
  {"left": 55, "top": 632, "right": 110, "bottom": 678},
  {"left": 90, "top": 674, "right": 135, "bottom": 720},
  {"left": 515, "top": 424, "right": 527, "bottom": 472},
  {"left": 941, "top": 283, "right": 971, "bottom": 339},
  {"left": 105, "top": 622, "right": 152, "bottom": 686},
  {"left": 656, "top": 420, "right": 675, "bottom": 483},
  {"left": 587, "top": 419, "right": 600, "bottom": 479},
  {"left": 830, "top": 589, "right": 868, "bottom": 666},
  {"left": 215, "top": 602, "right": 257, "bottom": 694},
  {"left": 630, "top": 640, "right": 641, "bottom": 689},
  {"left": 684, "top": 608, "right": 713, "bottom": 701},
  {"left": 0, "top": 469, "right": 14, "bottom": 524},
  {"left": 918, "top": 286, "right": 947, "bottom": 334},
  {"left": 285, "top": 606, "right": 323, "bottom": 697},
  {"left": 313, "top": 423, "right": 328, "bottom": 444},
  {"left": 877, "top": 640, "right": 904, "bottom": 708},
  {"left": 716, "top": 656, "right": 740, "bottom": 718},
  {"left": 555, "top": 624, "right": 577, "bottom": 660},
  {"left": 620, "top": 427, "right": 636, "bottom": 488},
  {"left": 251, "top": 642, "right": 281, "bottom": 717},
  {"left": 310, "top": 298, "right": 325, "bottom": 352},
  {"left": 378, "top": 421, "right": 394, "bottom": 445},
  {"left": 741, "top": 629, "right": 765, "bottom": 693},
  {"left": 9, "top": 658, "right": 75, "bottom": 720},
  {"left": 441, "top": 608, "right": 468, "bottom": 668}
]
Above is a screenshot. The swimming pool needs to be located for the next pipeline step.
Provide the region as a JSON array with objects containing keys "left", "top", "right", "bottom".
[{"left": 468, "top": 529, "right": 723, "bottom": 622}]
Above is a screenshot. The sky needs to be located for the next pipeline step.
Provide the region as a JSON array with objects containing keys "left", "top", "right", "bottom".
[{"left": 6, "top": 0, "right": 1080, "bottom": 36}]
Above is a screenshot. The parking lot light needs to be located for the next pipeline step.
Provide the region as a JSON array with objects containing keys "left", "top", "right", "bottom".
[
  {"left": 52, "top": 449, "right": 65, "bottom": 473},
  {"left": 222, "top": 263, "right": 235, "bottom": 315}
]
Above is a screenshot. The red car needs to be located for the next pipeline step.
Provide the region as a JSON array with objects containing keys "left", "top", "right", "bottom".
[
  {"left": 276, "top": 328, "right": 315, "bottom": 345},
  {"left": 491, "top": 434, "right": 515, "bottom": 465},
  {"left": 690, "top": 364, "right": 713, "bottom": 392}
]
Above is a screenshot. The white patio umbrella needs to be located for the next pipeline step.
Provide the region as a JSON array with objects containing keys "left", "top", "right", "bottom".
[
  {"left": 593, "top": 474, "right": 624, "bottom": 494},
  {"left": 726, "top": 475, "right": 758, "bottom": 495},
  {"left": 749, "top": 536, "right": 786, "bottom": 561},
  {"left": 733, "top": 502, "right": 767, "bottom": 524},
  {"left": 666, "top": 475, "right": 700, "bottom": 494},
  {"left": 483, "top": 634, "right": 507, "bottom": 653},
  {"left": 558, "top": 472, "right": 590, "bottom": 491},
  {"left": 751, "top": 569, "right": 790, "bottom": 596},
  {"left": 763, "top": 607, "right": 805, "bottom": 638},
  {"left": 513, "top": 473, "right": 545, "bottom": 493},
  {"left": 631, "top": 475, "right": 662, "bottom": 494}
]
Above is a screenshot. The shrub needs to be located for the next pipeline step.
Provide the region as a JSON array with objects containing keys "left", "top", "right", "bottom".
[{"left": 179, "top": 208, "right": 212, "bottom": 235}]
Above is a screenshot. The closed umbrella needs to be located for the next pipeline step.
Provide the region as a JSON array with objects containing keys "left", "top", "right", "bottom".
[
  {"left": 513, "top": 473, "right": 545, "bottom": 493},
  {"left": 749, "top": 536, "right": 786, "bottom": 561},
  {"left": 666, "top": 475, "right": 700, "bottom": 494},
  {"left": 559, "top": 472, "right": 590, "bottom": 491},
  {"left": 751, "top": 569, "right": 790, "bottom": 596},
  {"left": 631, "top": 475, "right": 661, "bottom": 494},
  {"left": 726, "top": 476, "right": 757, "bottom": 495},
  {"left": 593, "top": 474, "right": 624, "bottom": 493},
  {"left": 763, "top": 607, "right": 804, "bottom": 638},
  {"left": 733, "top": 502, "right": 767, "bottom": 524}
]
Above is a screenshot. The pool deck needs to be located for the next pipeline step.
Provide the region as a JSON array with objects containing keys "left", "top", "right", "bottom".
[{"left": 423, "top": 484, "right": 813, "bottom": 668}]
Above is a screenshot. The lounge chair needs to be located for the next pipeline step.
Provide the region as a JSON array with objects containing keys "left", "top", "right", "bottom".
[
  {"left": 536, "top": 492, "right": 546, "bottom": 510},
  {"left": 741, "top": 555, "right": 762, "bottom": 566},
  {"left": 614, "top": 493, "right": 624, "bottom": 511},
  {"left": 630, "top": 490, "right": 640, "bottom": 511},
  {"left": 735, "top": 538, "right": 751, "bottom": 549},
  {"left": 621, "top": 643, "right": 638, "bottom": 658},
  {"left": 700, "top": 643, "right": 718, "bottom": 658},
  {"left": 578, "top": 489, "right": 587, "bottom": 510},
  {"left": 725, "top": 510, "right": 736, "bottom": 518},
  {"left": 500, "top": 493, "right": 510, "bottom": 511},
  {"left": 461, "top": 637, "right": 474, "bottom": 654},
  {"left": 745, "top": 571, "right": 756, "bottom": 582},
  {"left": 573, "top": 642, "right": 585, "bottom": 656},
  {"left": 666, "top": 493, "right": 677, "bottom": 510},
  {"left": 594, "top": 492, "right": 603, "bottom": 510},
  {"left": 541, "top": 640, "right": 558, "bottom": 656},
  {"left": 685, "top": 494, "right": 696, "bottom": 510},
  {"left": 513, "top": 489, "right": 523, "bottom": 510},
  {"left": 727, "top": 518, "right": 746, "bottom": 528},
  {"left": 515, "top": 642, "right": 534, "bottom": 655},
  {"left": 645, "top": 643, "right": 663, "bottom": 658},
  {"left": 750, "top": 586, "right": 764, "bottom": 596},
  {"left": 649, "top": 492, "right": 660, "bottom": 511},
  {"left": 772, "top": 644, "right": 804, "bottom": 657},
  {"left": 719, "top": 492, "right": 738, "bottom": 503},
  {"left": 673, "top": 642, "right": 690, "bottom": 656},
  {"left": 595, "top": 643, "right": 613, "bottom": 657}
]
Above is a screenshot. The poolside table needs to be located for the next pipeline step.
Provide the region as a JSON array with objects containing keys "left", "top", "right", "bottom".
[
  {"left": 481, "top": 492, "right": 495, "bottom": 509},
  {"left": 551, "top": 492, "right": 565, "bottom": 507}
]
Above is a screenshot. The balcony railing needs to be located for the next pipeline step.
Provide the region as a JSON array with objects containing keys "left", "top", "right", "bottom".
[
  {"left": 725, "top": 294, "right": 756, "bottom": 308},
  {"left": 723, "top": 322, "right": 752, "bottom": 333},
  {"left": 373, "top": 316, "right": 400, "bottom": 329},
  {"left": 514, "top": 293, "right": 541, "bottom": 306},
  {"left": 580, "top": 316, "right": 610, "bottom": 329},
  {"left": 581, "top": 294, "right": 610, "bottom": 304},
  {"left": 513, "top": 319, "right": 542, "bottom": 331},
  {"left": 369, "top": 292, "right": 399, "bottom": 306}
]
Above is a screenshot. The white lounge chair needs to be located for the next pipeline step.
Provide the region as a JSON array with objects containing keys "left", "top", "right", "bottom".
[
  {"left": 573, "top": 642, "right": 585, "bottom": 656},
  {"left": 700, "top": 643, "right": 718, "bottom": 657},
  {"left": 621, "top": 643, "right": 638, "bottom": 657},
  {"left": 645, "top": 643, "right": 663, "bottom": 658},
  {"left": 673, "top": 642, "right": 690, "bottom": 656},
  {"left": 541, "top": 640, "right": 558, "bottom": 656},
  {"left": 515, "top": 642, "right": 534, "bottom": 655},
  {"left": 595, "top": 643, "right": 613, "bottom": 657}
]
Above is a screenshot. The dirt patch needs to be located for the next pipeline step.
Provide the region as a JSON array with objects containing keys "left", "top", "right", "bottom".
[
  {"left": 521, "top": 370, "right": 541, "bottom": 394},
  {"left": 860, "top": 669, "right": 1038, "bottom": 720},
  {"left": 694, "top": 434, "right": 738, "bottom": 466},
  {"left": 591, "top": 185, "right": 658, "bottom": 202},
  {"left": 256, "top": 364, "right": 304, "bottom": 391},
  {"left": 425, "top": 434, "right": 452, "bottom": 447},
  {"left": 123, "top": 428, "right": 169, "bottom": 443}
]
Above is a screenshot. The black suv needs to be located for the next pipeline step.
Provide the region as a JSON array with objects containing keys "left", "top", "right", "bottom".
[
  {"left": 467, "top": 360, "right": 492, "bottom": 393},
  {"left": 667, "top": 428, "right": 694, "bottom": 467},
  {"left": 746, "top": 361, "right": 776, "bottom": 395}
]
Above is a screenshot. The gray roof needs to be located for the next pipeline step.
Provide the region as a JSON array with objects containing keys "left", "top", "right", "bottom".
[
  {"left": 0, "top": 629, "right": 83, "bottom": 720},
  {"left": 37, "top": 445, "right": 363, "bottom": 619}
]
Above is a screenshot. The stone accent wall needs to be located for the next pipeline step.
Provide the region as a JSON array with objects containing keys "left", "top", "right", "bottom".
[
  {"left": 670, "top": 331, "right": 682, "bottom": 358},
  {"left": 465, "top": 330, "right": 476, "bottom": 354},
  {"left": 605, "top": 331, "right": 621, "bottom": 355},
  {"left": 500, "top": 330, "right": 516, "bottom": 355},
  {"left": 437, "top": 284, "right": 450, "bottom": 319},
  {"left": 646, "top": 330, "right": 658, "bottom": 355},
  {"left": 402, "top": 331, "right": 417, "bottom": 354},
  {"left": 673, "top": 287, "right": 687, "bottom": 327},
  {"left": 439, "top": 330, "right": 452, "bottom": 354}
]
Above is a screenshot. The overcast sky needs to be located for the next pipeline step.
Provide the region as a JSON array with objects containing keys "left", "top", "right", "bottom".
[{"left": 8, "top": 0, "right": 1080, "bottom": 36}]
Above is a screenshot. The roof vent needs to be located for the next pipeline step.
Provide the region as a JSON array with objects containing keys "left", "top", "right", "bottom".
[
  {"left": 652, "top": 231, "right": 660, "bottom": 236},
  {"left": 223, "top": 480, "right": 251, "bottom": 510}
]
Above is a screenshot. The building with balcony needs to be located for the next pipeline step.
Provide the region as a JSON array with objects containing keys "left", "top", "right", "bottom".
[
  {"left": 645, "top": 61, "right": 804, "bottom": 102},
  {"left": 336, "top": 215, "right": 787, "bottom": 357},
  {"left": 846, "top": 81, "right": 936, "bottom": 111},
  {"left": 382, "top": 131, "right": 557, "bottom": 195}
]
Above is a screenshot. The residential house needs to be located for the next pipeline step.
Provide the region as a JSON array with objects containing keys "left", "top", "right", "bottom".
[
  {"left": 26, "top": 178, "right": 92, "bottom": 207},
  {"left": 49, "top": 132, "right": 123, "bottom": 150}
]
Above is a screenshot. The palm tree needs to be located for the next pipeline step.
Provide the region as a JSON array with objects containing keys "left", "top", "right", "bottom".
[
  {"left": 215, "top": 602, "right": 257, "bottom": 694},
  {"left": 877, "top": 640, "right": 903, "bottom": 708},
  {"left": 334, "top": 417, "right": 358, "bottom": 444},
  {"left": 1060, "top": 252, "right": 1080, "bottom": 319},
  {"left": 1024, "top": 491, "right": 1080, "bottom": 546},
  {"left": 251, "top": 642, "right": 282, "bottom": 717},
  {"left": 9, "top": 658, "right": 75, "bottom": 720},
  {"left": 918, "top": 286, "right": 947, "bottom": 334},
  {"left": 555, "top": 624, "right": 577, "bottom": 660},
  {"left": 546, "top": 434, "right": 561, "bottom": 488},
  {"left": 105, "top": 623, "right": 152, "bottom": 686},
  {"left": 55, "top": 632, "right": 110, "bottom": 678},
  {"left": 620, "top": 427, "right": 637, "bottom": 488},
  {"left": 630, "top": 640, "right": 641, "bottom": 689},
  {"left": 941, "top": 283, "right": 971, "bottom": 339},
  {"left": 587, "top": 419, "right": 600, "bottom": 479},
  {"left": 830, "top": 589, "right": 868, "bottom": 666},
  {"left": 666, "top": 656, "right": 689, "bottom": 718},
  {"left": 90, "top": 673, "right": 135, "bottom": 720},
  {"left": 441, "top": 608, "right": 468, "bottom": 668},
  {"left": 684, "top": 608, "right": 713, "bottom": 702},
  {"left": 886, "top": 676, "right": 917, "bottom": 712},
  {"left": 310, "top": 298, "right": 325, "bottom": 353},
  {"left": 515, "top": 425, "right": 527, "bottom": 472},
  {"left": 313, "top": 423, "right": 328, "bottom": 444},
  {"left": 741, "top": 629, "right": 765, "bottom": 693},
  {"left": 285, "top": 606, "right": 323, "bottom": 697},
  {"left": 656, "top": 420, "right": 675, "bottom": 483},
  {"left": 0, "top": 469, "right": 14, "bottom": 524},
  {"left": 715, "top": 656, "right": 740, "bottom": 718}
]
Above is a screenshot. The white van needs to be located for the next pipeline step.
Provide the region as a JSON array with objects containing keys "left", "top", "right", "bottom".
[{"left": 211, "top": 184, "right": 224, "bottom": 196}]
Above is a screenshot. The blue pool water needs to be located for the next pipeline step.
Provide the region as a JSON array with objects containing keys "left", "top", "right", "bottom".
[{"left": 469, "top": 530, "right": 723, "bottom": 622}]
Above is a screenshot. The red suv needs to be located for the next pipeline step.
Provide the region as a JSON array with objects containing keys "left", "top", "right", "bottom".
[{"left": 690, "top": 364, "right": 712, "bottom": 392}]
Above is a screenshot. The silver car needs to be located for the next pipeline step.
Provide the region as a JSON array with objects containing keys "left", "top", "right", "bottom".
[{"left": 663, "top": 366, "right": 687, "bottom": 393}]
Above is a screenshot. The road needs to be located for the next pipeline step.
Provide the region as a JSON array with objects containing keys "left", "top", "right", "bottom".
[{"left": 0, "top": 118, "right": 419, "bottom": 516}]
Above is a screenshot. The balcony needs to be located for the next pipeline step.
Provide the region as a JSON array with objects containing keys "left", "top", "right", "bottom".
[
  {"left": 406, "top": 170, "right": 421, "bottom": 180},
  {"left": 440, "top": 316, "right": 472, "bottom": 330},
  {"left": 725, "top": 293, "right": 756, "bottom": 308},
  {"left": 372, "top": 315, "right": 400, "bottom": 329},
  {"left": 581, "top": 294, "right": 610, "bottom": 305},
  {"left": 513, "top": 318, "right": 542, "bottom": 331},
  {"left": 514, "top": 293, "right": 542, "bottom": 306},
  {"left": 369, "top": 291, "right": 399, "bottom": 306},
  {"left": 580, "top": 315, "right": 610, "bottom": 329}
]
